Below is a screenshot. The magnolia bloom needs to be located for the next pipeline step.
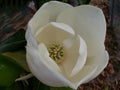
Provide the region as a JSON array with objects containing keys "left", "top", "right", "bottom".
[{"left": 26, "top": 1, "right": 109, "bottom": 89}]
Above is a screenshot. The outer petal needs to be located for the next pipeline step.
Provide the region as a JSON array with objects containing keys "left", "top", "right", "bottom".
[
  {"left": 40, "top": 1, "right": 73, "bottom": 21},
  {"left": 70, "top": 65, "right": 97, "bottom": 89},
  {"left": 26, "top": 45, "right": 74, "bottom": 88},
  {"left": 25, "top": 26, "right": 38, "bottom": 49},
  {"left": 69, "top": 50, "right": 109, "bottom": 88},
  {"left": 83, "top": 50, "right": 109, "bottom": 83},
  {"left": 28, "top": 9, "right": 49, "bottom": 34},
  {"left": 57, "top": 5, "right": 106, "bottom": 57}
]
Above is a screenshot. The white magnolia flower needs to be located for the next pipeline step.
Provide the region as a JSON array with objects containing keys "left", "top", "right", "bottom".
[{"left": 26, "top": 1, "right": 109, "bottom": 89}]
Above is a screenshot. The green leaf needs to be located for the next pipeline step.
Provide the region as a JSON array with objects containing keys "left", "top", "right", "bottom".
[
  {"left": 0, "top": 29, "right": 26, "bottom": 53},
  {"left": 1, "top": 83, "right": 23, "bottom": 90},
  {"left": 3, "top": 51, "right": 30, "bottom": 72},
  {"left": 0, "top": 54, "right": 24, "bottom": 87},
  {"left": 0, "top": 81, "right": 31, "bottom": 90}
]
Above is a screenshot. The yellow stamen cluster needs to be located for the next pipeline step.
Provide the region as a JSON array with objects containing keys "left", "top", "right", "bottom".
[{"left": 48, "top": 44, "right": 64, "bottom": 64}]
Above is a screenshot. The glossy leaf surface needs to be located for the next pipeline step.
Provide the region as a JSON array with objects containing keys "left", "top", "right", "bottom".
[
  {"left": 0, "top": 30, "right": 26, "bottom": 53},
  {"left": 0, "top": 54, "right": 24, "bottom": 87}
]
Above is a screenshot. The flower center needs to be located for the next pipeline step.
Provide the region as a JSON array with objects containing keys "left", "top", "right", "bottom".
[{"left": 48, "top": 44, "right": 64, "bottom": 64}]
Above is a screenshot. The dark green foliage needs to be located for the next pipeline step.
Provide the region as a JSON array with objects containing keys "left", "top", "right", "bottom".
[
  {"left": 0, "top": 29, "right": 26, "bottom": 53},
  {"left": 0, "top": 54, "right": 24, "bottom": 87}
]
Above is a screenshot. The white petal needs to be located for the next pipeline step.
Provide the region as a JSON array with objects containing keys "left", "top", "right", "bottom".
[
  {"left": 83, "top": 50, "right": 109, "bottom": 83},
  {"left": 51, "top": 22, "right": 75, "bottom": 35},
  {"left": 69, "top": 50, "right": 109, "bottom": 88},
  {"left": 40, "top": 1, "right": 73, "bottom": 21},
  {"left": 57, "top": 5, "right": 106, "bottom": 57},
  {"left": 35, "top": 22, "right": 75, "bottom": 47},
  {"left": 25, "top": 26, "right": 38, "bottom": 49},
  {"left": 38, "top": 43, "right": 61, "bottom": 72},
  {"left": 26, "top": 45, "right": 74, "bottom": 88},
  {"left": 70, "top": 65, "right": 97, "bottom": 88},
  {"left": 70, "top": 36, "right": 87, "bottom": 77},
  {"left": 61, "top": 35, "right": 87, "bottom": 78},
  {"left": 28, "top": 9, "right": 49, "bottom": 34},
  {"left": 94, "top": 51, "right": 109, "bottom": 78}
]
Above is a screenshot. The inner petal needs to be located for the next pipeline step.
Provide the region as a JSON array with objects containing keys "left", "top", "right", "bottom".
[
  {"left": 61, "top": 35, "right": 87, "bottom": 77},
  {"left": 38, "top": 43, "right": 61, "bottom": 72},
  {"left": 35, "top": 22, "right": 75, "bottom": 47},
  {"left": 35, "top": 22, "right": 76, "bottom": 66},
  {"left": 35, "top": 22, "right": 87, "bottom": 79}
]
